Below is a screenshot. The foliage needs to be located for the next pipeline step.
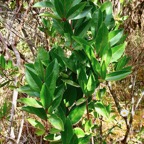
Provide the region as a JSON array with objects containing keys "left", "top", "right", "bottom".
[{"left": 18, "top": 0, "right": 132, "bottom": 143}]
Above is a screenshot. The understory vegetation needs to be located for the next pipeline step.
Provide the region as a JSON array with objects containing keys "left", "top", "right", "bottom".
[{"left": 0, "top": 0, "right": 143, "bottom": 144}]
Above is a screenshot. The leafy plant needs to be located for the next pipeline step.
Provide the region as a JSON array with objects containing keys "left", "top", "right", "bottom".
[{"left": 18, "top": 0, "right": 131, "bottom": 143}]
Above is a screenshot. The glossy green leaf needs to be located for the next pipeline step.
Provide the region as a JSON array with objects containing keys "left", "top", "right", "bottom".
[
  {"left": 106, "top": 70, "right": 131, "bottom": 81},
  {"left": 48, "top": 114, "right": 64, "bottom": 131},
  {"left": 109, "top": 29, "right": 123, "bottom": 46},
  {"left": 70, "top": 134, "right": 79, "bottom": 144},
  {"left": 54, "top": 0, "right": 64, "bottom": 18},
  {"left": 22, "top": 106, "right": 47, "bottom": 120},
  {"left": 18, "top": 85, "right": 39, "bottom": 97},
  {"left": 37, "top": 48, "right": 50, "bottom": 66},
  {"left": 100, "top": 1, "right": 113, "bottom": 27},
  {"left": 111, "top": 42, "right": 126, "bottom": 62},
  {"left": 91, "top": 58, "right": 101, "bottom": 76},
  {"left": 78, "top": 135, "right": 91, "bottom": 144},
  {"left": 95, "top": 102, "right": 109, "bottom": 118},
  {"left": 25, "top": 66, "right": 42, "bottom": 92},
  {"left": 102, "top": 48, "right": 112, "bottom": 67},
  {"left": 116, "top": 56, "right": 130, "bottom": 71},
  {"left": 28, "top": 118, "right": 45, "bottom": 136},
  {"left": 66, "top": 3, "right": 86, "bottom": 20},
  {"left": 71, "top": 6, "right": 92, "bottom": 20},
  {"left": 62, "top": 79, "right": 80, "bottom": 87},
  {"left": 95, "top": 23, "right": 109, "bottom": 55},
  {"left": 33, "top": 1, "right": 53, "bottom": 8},
  {"left": 74, "top": 20, "right": 91, "bottom": 37},
  {"left": 100, "top": 61, "right": 106, "bottom": 79},
  {"left": 34, "top": 58, "right": 45, "bottom": 81},
  {"left": 50, "top": 85, "right": 65, "bottom": 112},
  {"left": 40, "top": 83, "right": 52, "bottom": 109},
  {"left": 86, "top": 72, "right": 96, "bottom": 95},
  {"left": 74, "top": 127, "right": 85, "bottom": 138},
  {"left": 69, "top": 103, "right": 86, "bottom": 124},
  {"left": 46, "top": 59, "right": 59, "bottom": 98},
  {"left": 61, "top": 118, "right": 74, "bottom": 144},
  {"left": 39, "top": 12, "right": 61, "bottom": 20},
  {"left": 18, "top": 98, "right": 42, "bottom": 108},
  {"left": 77, "top": 67, "right": 87, "bottom": 94}
]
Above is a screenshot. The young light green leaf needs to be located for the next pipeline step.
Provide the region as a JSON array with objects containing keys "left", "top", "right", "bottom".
[
  {"left": 74, "top": 127, "right": 85, "bottom": 138},
  {"left": 95, "top": 102, "right": 109, "bottom": 118},
  {"left": 48, "top": 114, "right": 64, "bottom": 131},
  {"left": 28, "top": 118, "right": 45, "bottom": 135},
  {"left": 111, "top": 42, "right": 126, "bottom": 62},
  {"left": 109, "top": 29, "right": 123, "bottom": 46}
]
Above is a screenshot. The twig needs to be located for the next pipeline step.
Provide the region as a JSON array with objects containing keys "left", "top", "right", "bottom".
[{"left": 16, "top": 113, "right": 25, "bottom": 144}]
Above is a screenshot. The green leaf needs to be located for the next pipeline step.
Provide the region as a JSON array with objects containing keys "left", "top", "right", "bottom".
[
  {"left": 66, "top": 3, "right": 86, "bottom": 20},
  {"left": 78, "top": 135, "right": 91, "bottom": 144},
  {"left": 86, "top": 72, "right": 96, "bottom": 95},
  {"left": 18, "top": 98, "right": 42, "bottom": 108},
  {"left": 46, "top": 59, "right": 59, "bottom": 98},
  {"left": 0, "top": 55, "right": 5, "bottom": 69},
  {"left": 91, "top": 58, "right": 101, "bottom": 76},
  {"left": 109, "top": 29, "right": 123, "bottom": 46},
  {"left": 48, "top": 114, "right": 64, "bottom": 131},
  {"left": 40, "top": 83, "right": 52, "bottom": 109},
  {"left": 102, "top": 47, "right": 112, "bottom": 67},
  {"left": 71, "top": 6, "right": 92, "bottom": 20},
  {"left": 39, "top": 12, "right": 61, "bottom": 20},
  {"left": 106, "top": 70, "right": 131, "bottom": 81},
  {"left": 116, "top": 56, "right": 130, "bottom": 71},
  {"left": 84, "top": 120, "right": 93, "bottom": 133},
  {"left": 70, "top": 134, "right": 79, "bottom": 144},
  {"left": 83, "top": 45, "right": 95, "bottom": 60},
  {"left": 95, "top": 102, "right": 109, "bottom": 118},
  {"left": 95, "top": 22, "right": 109, "bottom": 55},
  {"left": 50, "top": 85, "right": 65, "bottom": 112},
  {"left": 37, "top": 48, "right": 50, "bottom": 66},
  {"left": 62, "top": 79, "right": 80, "bottom": 87},
  {"left": 72, "top": 36, "right": 89, "bottom": 46},
  {"left": 34, "top": 58, "right": 45, "bottom": 81},
  {"left": 100, "top": 61, "right": 106, "bottom": 79},
  {"left": 77, "top": 67, "right": 87, "bottom": 94},
  {"left": 22, "top": 106, "right": 47, "bottom": 120},
  {"left": 100, "top": 1, "right": 113, "bottom": 27},
  {"left": 111, "top": 42, "right": 126, "bottom": 62},
  {"left": 28, "top": 118, "right": 45, "bottom": 136},
  {"left": 74, "top": 127, "right": 85, "bottom": 138},
  {"left": 18, "top": 85, "right": 39, "bottom": 97},
  {"left": 74, "top": 20, "right": 92, "bottom": 37},
  {"left": 33, "top": 1, "right": 53, "bottom": 8},
  {"left": 69, "top": 103, "right": 86, "bottom": 124},
  {"left": 25, "top": 66, "right": 42, "bottom": 92},
  {"left": 61, "top": 118, "right": 74, "bottom": 144},
  {"left": 54, "top": 0, "right": 64, "bottom": 18}
]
